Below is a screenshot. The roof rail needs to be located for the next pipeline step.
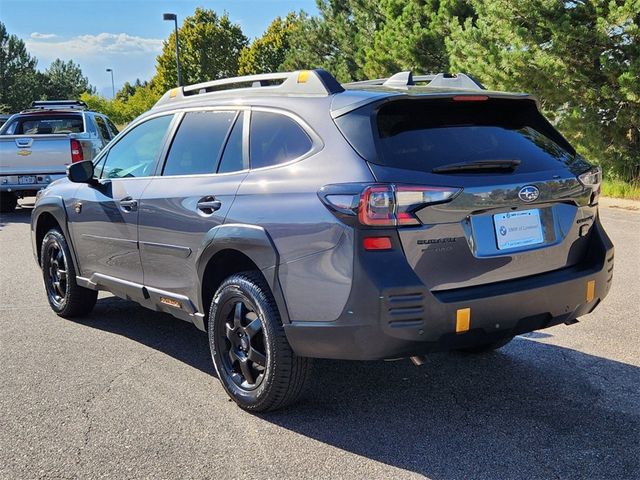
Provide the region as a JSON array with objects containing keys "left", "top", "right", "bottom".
[
  {"left": 154, "top": 69, "right": 345, "bottom": 109},
  {"left": 345, "top": 71, "right": 485, "bottom": 90},
  {"left": 27, "top": 100, "right": 88, "bottom": 111}
]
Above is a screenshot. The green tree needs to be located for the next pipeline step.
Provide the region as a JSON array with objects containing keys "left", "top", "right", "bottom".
[
  {"left": 42, "top": 58, "right": 94, "bottom": 99},
  {"left": 283, "top": 1, "right": 384, "bottom": 82},
  {"left": 446, "top": 0, "right": 640, "bottom": 180},
  {"left": 154, "top": 8, "right": 247, "bottom": 92},
  {"left": 0, "top": 22, "right": 41, "bottom": 112},
  {"left": 363, "top": 0, "right": 474, "bottom": 77},
  {"left": 238, "top": 13, "right": 304, "bottom": 75}
]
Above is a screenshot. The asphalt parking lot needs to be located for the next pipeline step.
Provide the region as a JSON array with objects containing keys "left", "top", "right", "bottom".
[{"left": 0, "top": 200, "right": 638, "bottom": 480}]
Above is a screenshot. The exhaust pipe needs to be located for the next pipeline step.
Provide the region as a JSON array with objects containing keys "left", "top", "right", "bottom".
[{"left": 410, "top": 355, "right": 426, "bottom": 366}]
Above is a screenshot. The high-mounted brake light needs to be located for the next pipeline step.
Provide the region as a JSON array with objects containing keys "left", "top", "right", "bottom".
[
  {"left": 358, "top": 184, "right": 460, "bottom": 227},
  {"left": 70, "top": 139, "right": 84, "bottom": 163},
  {"left": 452, "top": 95, "right": 489, "bottom": 102}
]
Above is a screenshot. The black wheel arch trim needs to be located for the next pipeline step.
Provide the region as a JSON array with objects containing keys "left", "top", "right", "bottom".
[
  {"left": 195, "top": 223, "right": 291, "bottom": 324},
  {"left": 31, "top": 196, "right": 81, "bottom": 275}
]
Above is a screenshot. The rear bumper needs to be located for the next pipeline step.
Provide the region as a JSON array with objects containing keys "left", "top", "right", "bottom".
[
  {"left": 284, "top": 216, "right": 614, "bottom": 360},
  {"left": 0, "top": 173, "right": 65, "bottom": 193}
]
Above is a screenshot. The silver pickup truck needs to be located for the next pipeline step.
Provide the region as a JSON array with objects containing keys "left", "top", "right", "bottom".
[{"left": 0, "top": 100, "right": 118, "bottom": 212}]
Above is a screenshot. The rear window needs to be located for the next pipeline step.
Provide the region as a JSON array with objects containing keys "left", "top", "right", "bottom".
[
  {"left": 337, "top": 98, "right": 578, "bottom": 174},
  {"left": 4, "top": 114, "right": 84, "bottom": 135}
]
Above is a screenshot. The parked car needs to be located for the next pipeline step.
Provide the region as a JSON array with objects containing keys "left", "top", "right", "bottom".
[
  {"left": 0, "top": 100, "right": 118, "bottom": 212},
  {"left": 30, "top": 70, "right": 613, "bottom": 411}
]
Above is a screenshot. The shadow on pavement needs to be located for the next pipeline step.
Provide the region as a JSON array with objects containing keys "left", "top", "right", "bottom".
[
  {"left": 76, "top": 296, "right": 639, "bottom": 479},
  {"left": 0, "top": 202, "right": 33, "bottom": 228}
]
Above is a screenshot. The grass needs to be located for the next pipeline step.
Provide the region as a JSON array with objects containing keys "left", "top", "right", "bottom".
[{"left": 601, "top": 178, "right": 640, "bottom": 200}]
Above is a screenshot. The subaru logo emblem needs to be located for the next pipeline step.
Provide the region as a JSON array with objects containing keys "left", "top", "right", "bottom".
[{"left": 518, "top": 185, "right": 539, "bottom": 203}]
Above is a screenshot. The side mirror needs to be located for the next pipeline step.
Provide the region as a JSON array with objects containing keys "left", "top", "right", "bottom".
[{"left": 67, "top": 160, "right": 96, "bottom": 184}]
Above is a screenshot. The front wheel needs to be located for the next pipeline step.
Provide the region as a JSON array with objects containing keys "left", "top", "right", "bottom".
[
  {"left": 41, "top": 229, "right": 98, "bottom": 317},
  {"left": 208, "top": 272, "right": 311, "bottom": 412}
]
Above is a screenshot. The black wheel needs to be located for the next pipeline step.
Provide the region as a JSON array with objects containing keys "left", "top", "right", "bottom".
[
  {"left": 41, "top": 229, "right": 97, "bottom": 317},
  {"left": 457, "top": 336, "right": 514, "bottom": 354},
  {"left": 208, "top": 272, "right": 311, "bottom": 412},
  {"left": 0, "top": 193, "right": 18, "bottom": 213}
]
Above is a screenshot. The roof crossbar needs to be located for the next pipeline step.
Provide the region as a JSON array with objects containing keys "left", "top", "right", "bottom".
[
  {"left": 26, "top": 100, "right": 88, "bottom": 111},
  {"left": 345, "top": 71, "right": 485, "bottom": 90},
  {"left": 154, "top": 69, "right": 345, "bottom": 108}
]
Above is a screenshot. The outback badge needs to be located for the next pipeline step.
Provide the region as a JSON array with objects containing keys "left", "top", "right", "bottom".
[{"left": 518, "top": 185, "right": 540, "bottom": 202}]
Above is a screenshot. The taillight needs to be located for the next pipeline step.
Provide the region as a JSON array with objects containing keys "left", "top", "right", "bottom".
[
  {"left": 321, "top": 183, "right": 460, "bottom": 227},
  {"left": 578, "top": 166, "right": 602, "bottom": 205},
  {"left": 70, "top": 139, "right": 84, "bottom": 163}
]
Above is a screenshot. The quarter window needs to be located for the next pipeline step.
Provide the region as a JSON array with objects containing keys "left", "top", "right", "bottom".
[
  {"left": 163, "top": 111, "right": 236, "bottom": 176},
  {"left": 99, "top": 115, "right": 173, "bottom": 179},
  {"left": 249, "top": 111, "right": 312, "bottom": 169}
]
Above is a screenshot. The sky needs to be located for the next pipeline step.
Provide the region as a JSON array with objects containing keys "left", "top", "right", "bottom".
[{"left": 0, "top": 0, "right": 319, "bottom": 97}]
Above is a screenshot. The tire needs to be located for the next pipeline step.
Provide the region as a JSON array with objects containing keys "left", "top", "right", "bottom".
[
  {"left": 457, "top": 336, "right": 514, "bottom": 354},
  {"left": 208, "top": 271, "right": 311, "bottom": 412},
  {"left": 0, "top": 193, "right": 18, "bottom": 213},
  {"left": 40, "top": 229, "right": 98, "bottom": 318}
]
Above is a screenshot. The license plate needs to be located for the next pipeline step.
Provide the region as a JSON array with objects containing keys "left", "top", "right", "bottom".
[
  {"left": 18, "top": 175, "right": 36, "bottom": 184},
  {"left": 494, "top": 209, "right": 544, "bottom": 250}
]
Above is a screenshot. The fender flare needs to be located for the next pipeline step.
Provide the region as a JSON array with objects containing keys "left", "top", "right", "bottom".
[
  {"left": 31, "top": 196, "right": 81, "bottom": 273},
  {"left": 195, "top": 223, "right": 290, "bottom": 323}
]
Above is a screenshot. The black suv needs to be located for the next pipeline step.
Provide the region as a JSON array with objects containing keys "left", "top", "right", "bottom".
[{"left": 31, "top": 70, "right": 613, "bottom": 411}]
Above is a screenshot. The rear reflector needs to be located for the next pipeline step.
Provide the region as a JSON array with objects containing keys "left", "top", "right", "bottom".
[
  {"left": 456, "top": 308, "right": 471, "bottom": 333},
  {"left": 586, "top": 280, "right": 596, "bottom": 302},
  {"left": 70, "top": 139, "right": 84, "bottom": 163},
  {"left": 363, "top": 236, "right": 392, "bottom": 250}
]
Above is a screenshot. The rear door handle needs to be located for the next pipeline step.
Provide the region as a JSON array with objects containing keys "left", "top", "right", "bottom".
[
  {"left": 119, "top": 196, "right": 138, "bottom": 212},
  {"left": 197, "top": 196, "right": 222, "bottom": 214}
]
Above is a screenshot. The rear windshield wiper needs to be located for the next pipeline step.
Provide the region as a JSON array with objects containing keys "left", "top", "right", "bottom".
[{"left": 432, "top": 159, "right": 521, "bottom": 174}]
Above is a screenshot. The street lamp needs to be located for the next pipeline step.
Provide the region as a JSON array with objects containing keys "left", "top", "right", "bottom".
[
  {"left": 163, "top": 12, "right": 182, "bottom": 87},
  {"left": 106, "top": 68, "right": 115, "bottom": 98}
]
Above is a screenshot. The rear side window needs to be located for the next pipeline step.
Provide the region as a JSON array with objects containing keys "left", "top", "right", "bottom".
[
  {"left": 5, "top": 114, "right": 84, "bottom": 135},
  {"left": 249, "top": 111, "right": 312, "bottom": 169},
  {"left": 336, "top": 98, "right": 578, "bottom": 174},
  {"left": 163, "top": 110, "right": 236, "bottom": 176},
  {"left": 106, "top": 118, "right": 119, "bottom": 137},
  {"left": 218, "top": 112, "right": 245, "bottom": 173},
  {"left": 95, "top": 115, "right": 112, "bottom": 141}
]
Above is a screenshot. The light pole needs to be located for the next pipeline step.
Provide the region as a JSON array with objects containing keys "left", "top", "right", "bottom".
[
  {"left": 163, "top": 12, "right": 182, "bottom": 87},
  {"left": 106, "top": 68, "right": 115, "bottom": 98}
]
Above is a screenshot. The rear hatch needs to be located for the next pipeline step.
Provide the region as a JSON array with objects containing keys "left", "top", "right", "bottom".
[{"left": 334, "top": 94, "right": 600, "bottom": 291}]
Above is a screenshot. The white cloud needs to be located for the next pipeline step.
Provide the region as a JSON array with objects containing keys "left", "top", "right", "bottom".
[
  {"left": 26, "top": 32, "right": 163, "bottom": 59},
  {"left": 30, "top": 32, "right": 58, "bottom": 39}
]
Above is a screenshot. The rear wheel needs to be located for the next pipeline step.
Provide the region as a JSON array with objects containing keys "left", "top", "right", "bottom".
[
  {"left": 457, "top": 336, "right": 514, "bottom": 354},
  {"left": 41, "top": 229, "right": 97, "bottom": 317},
  {"left": 0, "top": 193, "right": 18, "bottom": 213},
  {"left": 208, "top": 272, "right": 311, "bottom": 412}
]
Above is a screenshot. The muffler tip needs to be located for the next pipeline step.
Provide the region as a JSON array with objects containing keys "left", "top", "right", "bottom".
[{"left": 410, "top": 355, "right": 426, "bottom": 366}]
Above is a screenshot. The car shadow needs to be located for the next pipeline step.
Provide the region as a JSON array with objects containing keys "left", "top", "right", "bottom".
[
  {"left": 75, "top": 296, "right": 639, "bottom": 479},
  {"left": 0, "top": 201, "right": 34, "bottom": 228}
]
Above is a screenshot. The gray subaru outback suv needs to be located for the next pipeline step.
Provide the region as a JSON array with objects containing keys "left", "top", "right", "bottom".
[{"left": 31, "top": 69, "right": 613, "bottom": 411}]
